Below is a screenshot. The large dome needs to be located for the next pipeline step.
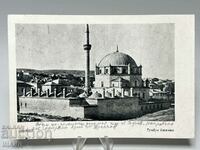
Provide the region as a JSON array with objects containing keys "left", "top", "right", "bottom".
[{"left": 98, "top": 51, "right": 137, "bottom": 67}]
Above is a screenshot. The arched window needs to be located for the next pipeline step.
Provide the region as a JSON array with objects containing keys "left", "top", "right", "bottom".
[
  {"left": 138, "top": 93, "right": 140, "bottom": 98},
  {"left": 143, "top": 93, "right": 145, "bottom": 98},
  {"left": 101, "top": 81, "right": 104, "bottom": 87},
  {"left": 135, "top": 80, "right": 137, "bottom": 87},
  {"left": 123, "top": 67, "right": 127, "bottom": 74},
  {"left": 105, "top": 68, "right": 108, "bottom": 74},
  {"left": 117, "top": 67, "right": 123, "bottom": 74}
]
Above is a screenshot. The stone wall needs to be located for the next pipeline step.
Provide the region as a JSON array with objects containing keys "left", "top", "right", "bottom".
[
  {"left": 19, "top": 97, "right": 84, "bottom": 118},
  {"left": 84, "top": 97, "right": 142, "bottom": 120},
  {"left": 19, "top": 96, "right": 171, "bottom": 120},
  {"left": 140, "top": 102, "right": 171, "bottom": 115},
  {"left": 84, "top": 98, "right": 171, "bottom": 120},
  {"left": 84, "top": 106, "right": 98, "bottom": 119},
  {"left": 69, "top": 106, "right": 84, "bottom": 118},
  {"left": 97, "top": 97, "right": 141, "bottom": 120}
]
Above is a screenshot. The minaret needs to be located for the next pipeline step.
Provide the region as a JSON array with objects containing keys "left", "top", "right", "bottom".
[{"left": 83, "top": 24, "right": 92, "bottom": 95}]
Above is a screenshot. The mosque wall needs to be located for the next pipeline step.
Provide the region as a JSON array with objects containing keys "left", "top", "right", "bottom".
[
  {"left": 130, "top": 75, "right": 143, "bottom": 87},
  {"left": 95, "top": 75, "right": 110, "bottom": 87},
  {"left": 84, "top": 98, "right": 171, "bottom": 120},
  {"left": 92, "top": 87, "right": 149, "bottom": 101},
  {"left": 84, "top": 97, "right": 142, "bottom": 120},
  {"left": 140, "top": 102, "right": 171, "bottom": 115},
  {"left": 97, "top": 97, "right": 142, "bottom": 120},
  {"left": 95, "top": 74, "right": 144, "bottom": 88},
  {"left": 133, "top": 88, "right": 150, "bottom": 101},
  {"left": 84, "top": 106, "right": 98, "bottom": 119}
]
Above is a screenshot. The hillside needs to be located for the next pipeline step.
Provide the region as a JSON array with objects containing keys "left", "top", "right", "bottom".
[{"left": 17, "top": 68, "right": 95, "bottom": 77}]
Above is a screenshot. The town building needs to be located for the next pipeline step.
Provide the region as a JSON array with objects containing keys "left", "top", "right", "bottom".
[{"left": 17, "top": 80, "right": 33, "bottom": 96}]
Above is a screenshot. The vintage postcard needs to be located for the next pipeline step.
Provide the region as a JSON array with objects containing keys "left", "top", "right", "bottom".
[{"left": 8, "top": 15, "right": 194, "bottom": 139}]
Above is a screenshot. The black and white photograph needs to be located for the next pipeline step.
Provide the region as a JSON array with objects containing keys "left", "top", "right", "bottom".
[
  {"left": 8, "top": 15, "right": 194, "bottom": 139},
  {"left": 15, "top": 23, "right": 175, "bottom": 122}
]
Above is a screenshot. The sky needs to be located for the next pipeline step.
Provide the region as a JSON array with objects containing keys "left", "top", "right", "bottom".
[{"left": 16, "top": 23, "right": 174, "bottom": 80}]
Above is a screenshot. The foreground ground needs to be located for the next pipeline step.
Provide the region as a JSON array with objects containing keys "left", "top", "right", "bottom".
[
  {"left": 18, "top": 107, "right": 175, "bottom": 122},
  {"left": 132, "top": 107, "right": 175, "bottom": 121}
]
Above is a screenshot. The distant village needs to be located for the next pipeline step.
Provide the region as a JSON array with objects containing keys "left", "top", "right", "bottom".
[{"left": 17, "top": 69, "right": 174, "bottom": 103}]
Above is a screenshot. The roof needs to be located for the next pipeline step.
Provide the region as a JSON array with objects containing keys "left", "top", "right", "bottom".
[
  {"left": 43, "top": 81, "right": 58, "bottom": 86},
  {"left": 98, "top": 51, "right": 137, "bottom": 67},
  {"left": 111, "top": 77, "right": 129, "bottom": 82},
  {"left": 17, "top": 80, "right": 33, "bottom": 87},
  {"left": 43, "top": 79, "right": 69, "bottom": 86},
  {"left": 149, "top": 89, "right": 167, "bottom": 94}
]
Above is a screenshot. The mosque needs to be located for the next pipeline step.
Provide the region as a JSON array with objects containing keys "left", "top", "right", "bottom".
[
  {"left": 91, "top": 47, "right": 150, "bottom": 101},
  {"left": 83, "top": 24, "right": 149, "bottom": 100},
  {"left": 17, "top": 24, "right": 171, "bottom": 121}
]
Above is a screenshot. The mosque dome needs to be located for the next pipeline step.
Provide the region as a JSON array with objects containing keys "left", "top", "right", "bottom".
[{"left": 98, "top": 51, "right": 137, "bottom": 67}]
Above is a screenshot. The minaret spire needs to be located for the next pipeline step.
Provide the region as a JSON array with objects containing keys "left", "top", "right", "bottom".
[
  {"left": 83, "top": 24, "right": 92, "bottom": 96},
  {"left": 86, "top": 24, "right": 90, "bottom": 44},
  {"left": 116, "top": 45, "right": 119, "bottom": 52}
]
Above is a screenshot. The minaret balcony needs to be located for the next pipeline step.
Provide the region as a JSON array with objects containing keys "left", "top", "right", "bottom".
[{"left": 83, "top": 44, "right": 91, "bottom": 50}]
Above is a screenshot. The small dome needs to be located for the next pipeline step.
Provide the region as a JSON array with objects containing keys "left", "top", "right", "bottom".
[
  {"left": 79, "top": 92, "right": 88, "bottom": 98},
  {"left": 98, "top": 52, "right": 137, "bottom": 67},
  {"left": 89, "top": 91, "right": 102, "bottom": 99}
]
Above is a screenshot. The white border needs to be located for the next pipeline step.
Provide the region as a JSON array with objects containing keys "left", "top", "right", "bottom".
[{"left": 8, "top": 15, "right": 195, "bottom": 139}]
